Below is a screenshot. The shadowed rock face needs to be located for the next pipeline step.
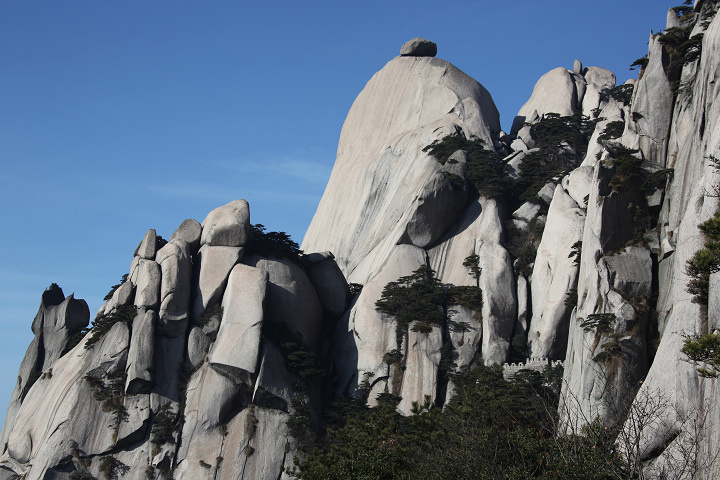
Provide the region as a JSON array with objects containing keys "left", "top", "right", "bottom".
[{"left": 4, "top": 13, "right": 720, "bottom": 477}]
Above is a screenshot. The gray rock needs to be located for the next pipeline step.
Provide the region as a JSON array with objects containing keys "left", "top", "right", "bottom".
[
  {"left": 134, "top": 229, "right": 157, "bottom": 260},
  {"left": 402, "top": 170, "right": 468, "bottom": 247},
  {"left": 304, "top": 252, "right": 352, "bottom": 318},
  {"left": 116, "top": 394, "right": 151, "bottom": 447},
  {"left": 528, "top": 186, "right": 584, "bottom": 359},
  {"left": 398, "top": 325, "right": 443, "bottom": 415},
  {"left": 244, "top": 256, "right": 323, "bottom": 349},
  {"left": 200, "top": 199, "right": 251, "bottom": 247},
  {"left": 187, "top": 326, "right": 210, "bottom": 369},
  {"left": 512, "top": 202, "right": 542, "bottom": 230},
  {"left": 191, "top": 245, "right": 243, "bottom": 321},
  {"left": 152, "top": 334, "right": 185, "bottom": 403},
  {"left": 133, "top": 259, "right": 161, "bottom": 310},
  {"left": 400, "top": 37, "right": 437, "bottom": 57},
  {"left": 209, "top": 264, "right": 267, "bottom": 383},
  {"left": 252, "top": 342, "right": 296, "bottom": 411},
  {"left": 537, "top": 182, "right": 556, "bottom": 205},
  {"left": 104, "top": 281, "right": 135, "bottom": 314},
  {"left": 603, "top": 246, "right": 652, "bottom": 299},
  {"left": 573, "top": 59, "right": 583, "bottom": 74},
  {"left": 301, "top": 53, "right": 500, "bottom": 285},
  {"left": 170, "top": 218, "right": 202, "bottom": 255},
  {"left": 156, "top": 240, "right": 192, "bottom": 337},
  {"left": 125, "top": 308, "right": 155, "bottom": 394},
  {"left": 511, "top": 67, "right": 579, "bottom": 133}
]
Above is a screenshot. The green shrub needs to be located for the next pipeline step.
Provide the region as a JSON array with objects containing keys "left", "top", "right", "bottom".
[
  {"left": 423, "top": 132, "right": 509, "bottom": 199},
  {"left": 85, "top": 305, "right": 137, "bottom": 349},
  {"left": 245, "top": 224, "right": 303, "bottom": 261},
  {"left": 375, "top": 265, "right": 446, "bottom": 348},
  {"left": 597, "top": 120, "right": 625, "bottom": 144},
  {"left": 682, "top": 333, "right": 720, "bottom": 377},
  {"left": 103, "top": 274, "right": 129, "bottom": 301}
]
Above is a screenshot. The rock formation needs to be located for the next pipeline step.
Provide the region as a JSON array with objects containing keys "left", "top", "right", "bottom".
[{"left": 3, "top": 3, "right": 720, "bottom": 477}]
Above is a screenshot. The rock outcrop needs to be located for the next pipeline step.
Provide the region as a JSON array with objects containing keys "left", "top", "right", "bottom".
[{"left": 4, "top": 9, "right": 720, "bottom": 476}]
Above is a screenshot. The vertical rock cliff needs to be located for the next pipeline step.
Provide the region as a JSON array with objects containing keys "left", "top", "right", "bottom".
[{"left": 3, "top": 3, "right": 720, "bottom": 477}]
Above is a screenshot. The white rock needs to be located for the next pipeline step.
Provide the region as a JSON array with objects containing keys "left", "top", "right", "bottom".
[
  {"left": 191, "top": 245, "right": 243, "bottom": 321},
  {"left": 134, "top": 229, "right": 157, "bottom": 260},
  {"left": 125, "top": 308, "right": 155, "bottom": 394},
  {"left": 528, "top": 186, "right": 584, "bottom": 359},
  {"left": 244, "top": 256, "right": 323, "bottom": 349},
  {"left": 400, "top": 37, "right": 437, "bottom": 57},
  {"left": 302, "top": 54, "right": 500, "bottom": 284},
  {"left": 209, "top": 264, "right": 267, "bottom": 383},
  {"left": 133, "top": 259, "right": 161, "bottom": 310},
  {"left": 156, "top": 240, "right": 192, "bottom": 337},
  {"left": 511, "top": 67, "right": 579, "bottom": 133},
  {"left": 170, "top": 218, "right": 202, "bottom": 255},
  {"left": 200, "top": 199, "right": 251, "bottom": 247}
]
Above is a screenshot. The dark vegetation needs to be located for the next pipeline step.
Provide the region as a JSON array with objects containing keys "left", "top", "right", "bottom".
[
  {"left": 423, "top": 133, "right": 509, "bottom": 199},
  {"left": 84, "top": 371, "right": 128, "bottom": 440},
  {"left": 683, "top": 156, "right": 720, "bottom": 375},
  {"left": 245, "top": 223, "right": 304, "bottom": 261},
  {"left": 290, "top": 364, "right": 638, "bottom": 479},
  {"left": 83, "top": 305, "right": 137, "bottom": 350}
]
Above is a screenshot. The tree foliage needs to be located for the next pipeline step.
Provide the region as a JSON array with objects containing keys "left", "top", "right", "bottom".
[
  {"left": 245, "top": 223, "right": 304, "bottom": 261},
  {"left": 423, "top": 132, "right": 509, "bottom": 199},
  {"left": 290, "top": 365, "right": 627, "bottom": 480}
]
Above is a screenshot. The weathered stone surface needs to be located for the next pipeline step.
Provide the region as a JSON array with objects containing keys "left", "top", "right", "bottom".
[
  {"left": 398, "top": 325, "right": 443, "bottom": 414},
  {"left": 125, "top": 308, "right": 155, "bottom": 394},
  {"left": 152, "top": 334, "right": 185, "bottom": 403},
  {"left": 428, "top": 198, "right": 516, "bottom": 366},
  {"left": 244, "top": 256, "right": 322, "bottom": 349},
  {"left": 537, "top": 182, "right": 556, "bottom": 205},
  {"left": 573, "top": 59, "right": 583, "bottom": 74},
  {"left": 329, "top": 244, "right": 426, "bottom": 399},
  {"left": 528, "top": 186, "right": 585, "bottom": 359},
  {"left": 187, "top": 326, "right": 210, "bottom": 369},
  {"left": 511, "top": 67, "right": 579, "bottom": 133},
  {"left": 191, "top": 245, "right": 243, "bottom": 321},
  {"left": 562, "top": 165, "right": 595, "bottom": 207},
  {"left": 104, "top": 281, "right": 135, "bottom": 314},
  {"left": 134, "top": 228, "right": 157, "bottom": 260},
  {"left": 626, "top": 34, "right": 674, "bottom": 167},
  {"left": 302, "top": 53, "right": 500, "bottom": 284},
  {"left": 116, "top": 393, "right": 151, "bottom": 447},
  {"left": 208, "top": 264, "right": 267, "bottom": 383},
  {"left": 304, "top": 252, "right": 351, "bottom": 318},
  {"left": 5, "top": 321, "right": 129, "bottom": 476},
  {"left": 400, "top": 37, "right": 437, "bottom": 57},
  {"left": 200, "top": 199, "right": 251, "bottom": 247},
  {"left": 252, "top": 342, "right": 296, "bottom": 411},
  {"left": 402, "top": 170, "right": 468, "bottom": 248},
  {"left": 133, "top": 259, "right": 161, "bottom": 310},
  {"left": 170, "top": 218, "right": 202, "bottom": 254},
  {"left": 581, "top": 66, "right": 616, "bottom": 117},
  {"left": 512, "top": 202, "right": 541, "bottom": 230},
  {"left": 156, "top": 239, "right": 192, "bottom": 337}
]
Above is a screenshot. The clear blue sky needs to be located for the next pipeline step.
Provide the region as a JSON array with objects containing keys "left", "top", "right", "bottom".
[{"left": 0, "top": 0, "right": 674, "bottom": 425}]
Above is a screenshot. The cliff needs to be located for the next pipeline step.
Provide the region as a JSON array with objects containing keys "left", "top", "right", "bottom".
[{"left": 2, "top": 4, "right": 720, "bottom": 478}]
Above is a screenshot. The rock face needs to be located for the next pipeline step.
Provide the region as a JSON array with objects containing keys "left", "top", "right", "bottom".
[
  {"left": 400, "top": 37, "right": 437, "bottom": 57},
  {"left": 5, "top": 12, "right": 720, "bottom": 477}
]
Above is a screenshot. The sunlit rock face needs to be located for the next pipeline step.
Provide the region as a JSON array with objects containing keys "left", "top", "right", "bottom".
[{"left": 5, "top": 9, "right": 720, "bottom": 476}]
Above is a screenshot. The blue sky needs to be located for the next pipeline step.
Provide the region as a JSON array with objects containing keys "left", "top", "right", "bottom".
[{"left": 0, "top": 1, "right": 673, "bottom": 425}]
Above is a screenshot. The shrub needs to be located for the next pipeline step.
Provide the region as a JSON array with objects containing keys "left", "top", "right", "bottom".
[
  {"left": 682, "top": 333, "right": 720, "bottom": 377},
  {"left": 423, "top": 133, "right": 509, "bottom": 199},
  {"left": 103, "top": 274, "right": 129, "bottom": 301},
  {"left": 84, "top": 305, "right": 137, "bottom": 349},
  {"left": 245, "top": 224, "right": 303, "bottom": 261},
  {"left": 597, "top": 120, "right": 625, "bottom": 144}
]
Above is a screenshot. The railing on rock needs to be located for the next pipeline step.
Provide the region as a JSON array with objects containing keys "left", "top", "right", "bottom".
[{"left": 501, "top": 357, "right": 564, "bottom": 379}]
